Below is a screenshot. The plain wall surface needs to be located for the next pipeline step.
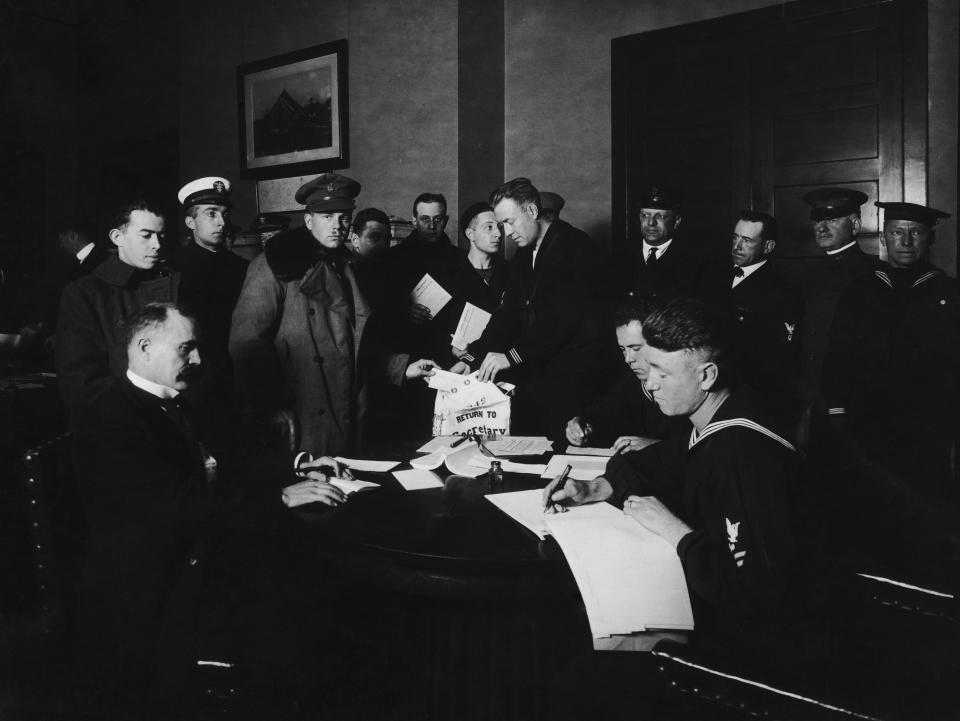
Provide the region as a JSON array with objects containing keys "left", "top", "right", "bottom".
[{"left": 179, "top": 0, "right": 459, "bottom": 239}]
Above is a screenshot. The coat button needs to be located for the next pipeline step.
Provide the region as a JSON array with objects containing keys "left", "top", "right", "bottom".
[
  {"left": 313, "top": 354, "right": 321, "bottom": 363},
  {"left": 318, "top": 409, "right": 326, "bottom": 416},
  {"left": 189, "top": 557, "right": 198, "bottom": 566},
  {"left": 308, "top": 308, "right": 316, "bottom": 316}
]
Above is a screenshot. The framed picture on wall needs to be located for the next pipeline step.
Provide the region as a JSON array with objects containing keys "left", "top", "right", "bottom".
[{"left": 237, "top": 39, "right": 348, "bottom": 180}]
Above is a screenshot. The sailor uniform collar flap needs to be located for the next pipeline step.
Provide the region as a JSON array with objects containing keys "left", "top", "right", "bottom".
[
  {"left": 874, "top": 268, "right": 940, "bottom": 289},
  {"left": 688, "top": 417, "right": 796, "bottom": 453}
]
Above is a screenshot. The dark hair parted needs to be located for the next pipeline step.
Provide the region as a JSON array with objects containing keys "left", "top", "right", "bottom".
[
  {"left": 351, "top": 207, "right": 390, "bottom": 235},
  {"left": 489, "top": 177, "right": 541, "bottom": 213},
  {"left": 412, "top": 193, "right": 447, "bottom": 217},
  {"left": 124, "top": 302, "right": 195, "bottom": 350},
  {"left": 642, "top": 298, "right": 732, "bottom": 387},
  {"left": 110, "top": 198, "right": 165, "bottom": 232},
  {"left": 612, "top": 299, "right": 661, "bottom": 329},
  {"left": 737, "top": 209, "right": 778, "bottom": 241}
]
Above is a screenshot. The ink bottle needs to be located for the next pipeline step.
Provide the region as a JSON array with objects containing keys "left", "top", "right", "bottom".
[{"left": 489, "top": 460, "right": 504, "bottom": 485}]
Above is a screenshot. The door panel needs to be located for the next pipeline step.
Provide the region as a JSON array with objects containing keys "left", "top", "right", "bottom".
[{"left": 612, "top": 0, "right": 926, "bottom": 260}]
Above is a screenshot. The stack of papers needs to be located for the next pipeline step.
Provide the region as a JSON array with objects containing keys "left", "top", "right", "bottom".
[
  {"left": 483, "top": 436, "right": 554, "bottom": 457},
  {"left": 484, "top": 489, "right": 694, "bottom": 637},
  {"left": 547, "top": 512, "right": 694, "bottom": 636},
  {"left": 541, "top": 455, "right": 610, "bottom": 481}
]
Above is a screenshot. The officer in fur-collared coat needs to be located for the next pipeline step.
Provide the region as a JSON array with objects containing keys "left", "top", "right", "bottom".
[{"left": 229, "top": 173, "right": 406, "bottom": 457}]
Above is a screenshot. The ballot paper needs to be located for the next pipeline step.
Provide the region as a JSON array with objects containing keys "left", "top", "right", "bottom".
[
  {"left": 410, "top": 273, "right": 452, "bottom": 316},
  {"left": 451, "top": 302, "right": 492, "bottom": 348},
  {"left": 485, "top": 488, "right": 622, "bottom": 540},
  {"left": 328, "top": 478, "right": 380, "bottom": 495},
  {"left": 570, "top": 446, "right": 616, "bottom": 457},
  {"left": 392, "top": 468, "right": 444, "bottom": 490},
  {"left": 482, "top": 436, "right": 554, "bottom": 457},
  {"left": 546, "top": 512, "right": 694, "bottom": 637},
  {"left": 542, "top": 454, "right": 610, "bottom": 481},
  {"left": 334, "top": 457, "right": 400, "bottom": 473}
]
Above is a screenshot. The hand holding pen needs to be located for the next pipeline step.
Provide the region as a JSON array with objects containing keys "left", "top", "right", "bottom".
[{"left": 542, "top": 464, "right": 573, "bottom": 514}]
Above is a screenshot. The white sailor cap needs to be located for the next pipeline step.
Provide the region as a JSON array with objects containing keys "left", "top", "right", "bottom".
[{"left": 177, "top": 176, "right": 233, "bottom": 208}]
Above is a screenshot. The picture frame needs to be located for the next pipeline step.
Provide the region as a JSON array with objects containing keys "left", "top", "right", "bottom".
[{"left": 237, "top": 40, "right": 349, "bottom": 180}]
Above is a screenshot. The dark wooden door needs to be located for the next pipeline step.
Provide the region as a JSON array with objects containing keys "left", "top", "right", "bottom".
[{"left": 612, "top": 0, "right": 927, "bottom": 259}]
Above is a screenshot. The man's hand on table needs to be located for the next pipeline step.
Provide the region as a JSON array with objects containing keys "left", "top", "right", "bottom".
[
  {"left": 623, "top": 495, "right": 691, "bottom": 549},
  {"left": 283, "top": 455, "right": 353, "bottom": 508}
]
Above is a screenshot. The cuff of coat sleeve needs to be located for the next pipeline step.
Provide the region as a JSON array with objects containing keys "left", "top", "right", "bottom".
[
  {"left": 507, "top": 347, "right": 523, "bottom": 366},
  {"left": 462, "top": 353, "right": 475, "bottom": 364},
  {"left": 293, "top": 451, "right": 313, "bottom": 472}
]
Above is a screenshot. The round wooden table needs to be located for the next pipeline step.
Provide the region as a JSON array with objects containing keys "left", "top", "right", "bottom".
[{"left": 291, "top": 453, "right": 595, "bottom": 721}]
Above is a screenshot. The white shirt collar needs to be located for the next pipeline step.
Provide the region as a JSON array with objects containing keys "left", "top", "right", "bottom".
[
  {"left": 825, "top": 240, "right": 857, "bottom": 256},
  {"left": 76, "top": 242, "right": 95, "bottom": 262},
  {"left": 642, "top": 238, "right": 673, "bottom": 262},
  {"left": 732, "top": 259, "right": 766, "bottom": 287},
  {"left": 126, "top": 368, "right": 179, "bottom": 400}
]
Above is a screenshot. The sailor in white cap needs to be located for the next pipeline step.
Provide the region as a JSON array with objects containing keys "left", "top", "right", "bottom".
[{"left": 170, "top": 177, "right": 249, "bottom": 422}]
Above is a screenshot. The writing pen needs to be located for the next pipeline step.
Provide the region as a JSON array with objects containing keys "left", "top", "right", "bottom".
[
  {"left": 545, "top": 464, "right": 573, "bottom": 512},
  {"left": 450, "top": 435, "right": 470, "bottom": 448}
]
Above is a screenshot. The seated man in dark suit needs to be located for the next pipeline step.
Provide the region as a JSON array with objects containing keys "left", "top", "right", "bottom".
[
  {"left": 71, "top": 302, "right": 352, "bottom": 719},
  {"left": 564, "top": 300, "right": 686, "bottom": 452},
  {"left": 728, "top": 209, "right": 803, "bottom": 435},
  {"left": 545, "top": 299, "right": 809, "bottom": 653}
]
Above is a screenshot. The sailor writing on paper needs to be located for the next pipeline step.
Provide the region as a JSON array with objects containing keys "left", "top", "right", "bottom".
[
  {"left": 564, "top": 300, "right": 686, "bottom": 452},
  {"left": 544, "top": 299, "right": 808, "bottom": 651}
]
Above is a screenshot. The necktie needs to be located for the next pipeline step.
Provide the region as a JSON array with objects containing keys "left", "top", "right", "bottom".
[
  {"left": 733, "top": 266, "right": 744, "bottom": 278},
  {"left": 646, "top": 247, "right": 658, "bottom": 265}
]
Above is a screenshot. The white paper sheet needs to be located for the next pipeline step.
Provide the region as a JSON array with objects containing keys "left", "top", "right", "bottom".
[
  {"left": 328, "top": 478, "right": 380, "bottom": 495},
  {"left": 545, "top": 513, "right": 694, "bottom": 637},
  {"left": 426, "top": 368, "right": 471, "bottom": 393},
  {"left": 335, "top": 457, "right": 400, "bottom": 473},
  {"left": 451, "top": 302, "right": 492, "bottom": 348},
  {"left": 392, "top": 468, "right": 444, "bottom": 490},
  {"left": 569, "top": 446, "right": 616, "bottom": 457},
  {"left": 410, "top": 273, "right": 452, "bottom": 316},
  {"left": 485, "top": 488, "right": 622, "bottom": 540},
  {"left": 541, "top": 454, "right": 610, "bottom": 481}
]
